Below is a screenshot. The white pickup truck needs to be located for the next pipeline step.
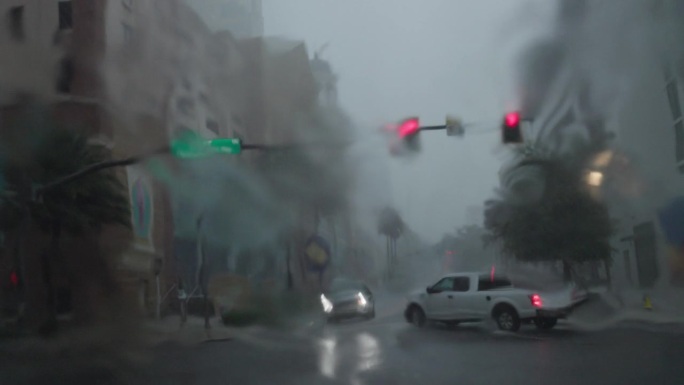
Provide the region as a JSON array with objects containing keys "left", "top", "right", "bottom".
[{"left": 404, "top": 272, "right": 587, "bottom": 331}]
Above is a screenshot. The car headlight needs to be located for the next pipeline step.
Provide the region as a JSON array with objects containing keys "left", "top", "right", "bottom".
[
  {"left": 357, "top": 292, "right": 368, "bottom": 307},
  {"left": 320, "top": 294, "right": 333, "bottom": 313}
]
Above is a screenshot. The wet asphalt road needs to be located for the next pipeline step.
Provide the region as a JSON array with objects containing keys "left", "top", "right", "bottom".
[
  {"left": 4, "top": 316, "right": 684, "bottom": 385},
  {"left": 144, "top": 320, "right": 684, "bottom": 385}
]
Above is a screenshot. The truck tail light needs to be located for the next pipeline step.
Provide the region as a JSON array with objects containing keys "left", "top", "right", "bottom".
[{"left": 529, "top": 294, "right": 543, "bottom": 308}]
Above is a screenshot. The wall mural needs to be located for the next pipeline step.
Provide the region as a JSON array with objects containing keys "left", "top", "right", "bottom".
[{"left": 127, "top": 166, "right": 154, "bottom": 251}]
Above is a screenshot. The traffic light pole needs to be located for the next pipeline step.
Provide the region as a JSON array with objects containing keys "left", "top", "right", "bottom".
[
  {"left": 34, "top": 145, "right": 172, "bottom": 200},
  {"left": 419, "top": 125, "right": 449, "bottom": 131},
  {"left": 33, "top": 139, "right": 349, "bottom": 200}
]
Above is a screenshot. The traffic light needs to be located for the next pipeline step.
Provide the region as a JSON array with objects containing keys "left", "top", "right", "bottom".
[
  {"left": 502, "top": 111, "right": 523, "bottom": 143},
  {"left": 398, "top": 117, "right": 420, "bottom": 139},
  {"left": 9, "top": 269, "right": 19, "bottom": 288},
  {"left": 398, "top": 117, "right": 421, "bottom": 152},
  {"left": 385, "top": 117, "right": 422, "bottom": 156}
]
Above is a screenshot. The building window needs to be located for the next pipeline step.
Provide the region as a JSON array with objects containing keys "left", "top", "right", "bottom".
[
  {"left": 206, "top": 119, "right": 220, "bottom": 136},
  {"left": 175, "top": 97, "right": 195, "bottom": 116},
  {"left": 122, "top": 23, "right": 133, "bottom": 43},
  {"left": 667, "top": 81, "right": 682, "bottom": 120},
  {"left": 665, "top": 64, "right": 684, "bottom": 172},
  {"left": 8, "top": 6, "right": 24, "bottom": 41},
  {"left": 58, "top": 1, "right": 73, "bottom": 30},
  {"left": 676, "top": 121, "right": 684, "bottom": 162},
  {"left": 56, "top": 58, "right": 74, "bottom": 93}
]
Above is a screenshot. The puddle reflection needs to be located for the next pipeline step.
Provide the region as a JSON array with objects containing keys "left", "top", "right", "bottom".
[
  {"left": 316, "top": 331, "right": 382, "bottom": 382},
  {"left": 318, "top": 335, "right": 337, "bottom": 378}
]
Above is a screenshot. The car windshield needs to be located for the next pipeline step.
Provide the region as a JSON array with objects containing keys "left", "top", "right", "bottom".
[
  {"left": 329, "top": 279, "right": 361, "bottom": 292},
  {"left": 2, "top": 1, "right": 680, "bottom": 384}
]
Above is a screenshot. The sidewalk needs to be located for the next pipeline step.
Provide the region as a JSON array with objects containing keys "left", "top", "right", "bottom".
[
  {"left": 567, "top": 288, "right": 684, "bottom": 331},
  {"left": 143, "top": 316, "right": 242, "bottom": 345}
]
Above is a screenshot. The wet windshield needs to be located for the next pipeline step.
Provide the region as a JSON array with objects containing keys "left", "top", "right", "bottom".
[{"left": 1, "top": 1, "right": 683, "bottom": 384}]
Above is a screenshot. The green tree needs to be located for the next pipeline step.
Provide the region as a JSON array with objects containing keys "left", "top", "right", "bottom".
[
  {"left": 0, "top": 112, "right": 130, "bottom": 333},
  {"left": 484, "top": 154, "right": 612, "bottom": 282}
]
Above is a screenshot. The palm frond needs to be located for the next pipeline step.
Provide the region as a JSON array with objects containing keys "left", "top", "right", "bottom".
[{"left": 0, "top": 123, "right": 130, "bottom": 235}]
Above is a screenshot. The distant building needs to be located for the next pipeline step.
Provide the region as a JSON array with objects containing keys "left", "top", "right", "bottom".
[
  {"left": 184, "top": 0, "right": 263, "bottom": 38},
  {"left": 310, "top": 53, "right": 338, "bottom": 106}
]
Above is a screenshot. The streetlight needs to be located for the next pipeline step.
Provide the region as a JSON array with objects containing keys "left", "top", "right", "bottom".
[{"left": 586, "top": 171, "right": 604, "bottom": 187}]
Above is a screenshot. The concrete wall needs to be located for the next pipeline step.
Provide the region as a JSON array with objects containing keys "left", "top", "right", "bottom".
[{"left": 608, "top": 1, "right": 684, "bottom": 288}]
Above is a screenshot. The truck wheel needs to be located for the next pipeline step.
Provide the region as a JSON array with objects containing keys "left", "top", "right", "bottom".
[
  {"left": 407, "top": 305, "right": 426, "bottom": 328},
  {"left": 533, "top": 317, "right": 557, "bottom": 330},
  {"left": 494, "top": 305, "right": 520, "bottom": 332}
]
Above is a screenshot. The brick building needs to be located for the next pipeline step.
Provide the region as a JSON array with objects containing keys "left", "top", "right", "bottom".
[
  {"left": 0, "top": 0, "right": 246, "bottom": 321},
  {"left": 0, "top": 0, "right": 344, "bottom": 326}
]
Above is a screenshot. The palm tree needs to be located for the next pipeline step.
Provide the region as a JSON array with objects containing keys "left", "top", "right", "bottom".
[
  {"left": 377, "top": 207, "right": 404, "bottom": 280},
  {"left": 0, "top": 117, "right": 130, "bottom": 334}
]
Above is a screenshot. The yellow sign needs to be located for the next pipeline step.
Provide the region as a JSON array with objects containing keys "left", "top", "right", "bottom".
[{"left": 306, "top": 243, "right": 328, "bottom": 265}]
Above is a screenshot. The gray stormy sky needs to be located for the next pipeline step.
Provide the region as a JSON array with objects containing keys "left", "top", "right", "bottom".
[{"left": 263, "top": 0, "right": 556, "bottom": 242}]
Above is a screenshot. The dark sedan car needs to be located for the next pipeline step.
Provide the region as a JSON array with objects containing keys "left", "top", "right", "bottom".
[{"left": 320, "top": 278, "right": 375, "bottom": 322}]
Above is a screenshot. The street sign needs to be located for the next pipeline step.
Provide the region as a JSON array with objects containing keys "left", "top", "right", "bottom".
[
  {"left": 170, "top": 131, "right": 211, "bottom": 158},
  {"left": 209, "top": 138, "right": 242, "bottom": 154},
  {"left": 446, "top": 116, "right": 464, "bottom": 137},
  {"left": 170, "top": 131, "right": 242, "bottom": 158},
  {"left": 304, "top": 235, "right": 331, "bottom": 272}
]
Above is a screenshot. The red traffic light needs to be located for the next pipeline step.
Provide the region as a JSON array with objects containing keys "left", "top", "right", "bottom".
[
  {"left": 502, "top": 111, "right": 523, "bottom": 143},
  {"left": 9, "top": 270, "right": 19, "bottom": 287},
  {"left": 504, "top": 112, "right": 521, "bottom": 128},
  {"left": 398, "top": 118, "right": 420, "bottom": 138}
]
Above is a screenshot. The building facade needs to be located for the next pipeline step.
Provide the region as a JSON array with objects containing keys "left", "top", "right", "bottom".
[
  {"left": 497, "top": 0, "right": 684, "bottom": 289},
  {"left": 606, "top": 0, "right": 684, "bottom": 288},
  {"left": 184, "top": 0, "right": 263, "bottom": 38},
  {"left": 0, "top": 0, "right": 246, "bottom": 320},
  {"left": 0, "top": 0, "right": 360, "bottom": 326}
]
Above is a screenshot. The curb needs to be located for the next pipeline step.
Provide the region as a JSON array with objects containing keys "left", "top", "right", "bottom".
[
  {"left": 566, "top": 311, "right": 684, "bottom": 333},
  {"left": 614, "top": 319, "right": 684, "bottom": 333},
  {"left": 143, "top": 323, "right": 239, "bottom": 345}
]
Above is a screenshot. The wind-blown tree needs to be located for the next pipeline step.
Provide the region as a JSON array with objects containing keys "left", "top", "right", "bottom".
[
  {"left": 437, "top": 225, "right": 498, "bottom": 271},
  {"left": 377, "top": 207, "right": 404, "bottom": 239},
  {"left": 0, "top": 110, "right": 130, "bottom": 333},
  {"left": 377, "top": 207, "right": 404, "bottom": 279},
  {"left": 484, "top": 152, "right": 613, "bottom": 282}
]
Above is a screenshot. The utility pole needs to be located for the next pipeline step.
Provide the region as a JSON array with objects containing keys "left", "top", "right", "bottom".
[{"left": 196, "top": 213, "right": 211, "bottom": 330}]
